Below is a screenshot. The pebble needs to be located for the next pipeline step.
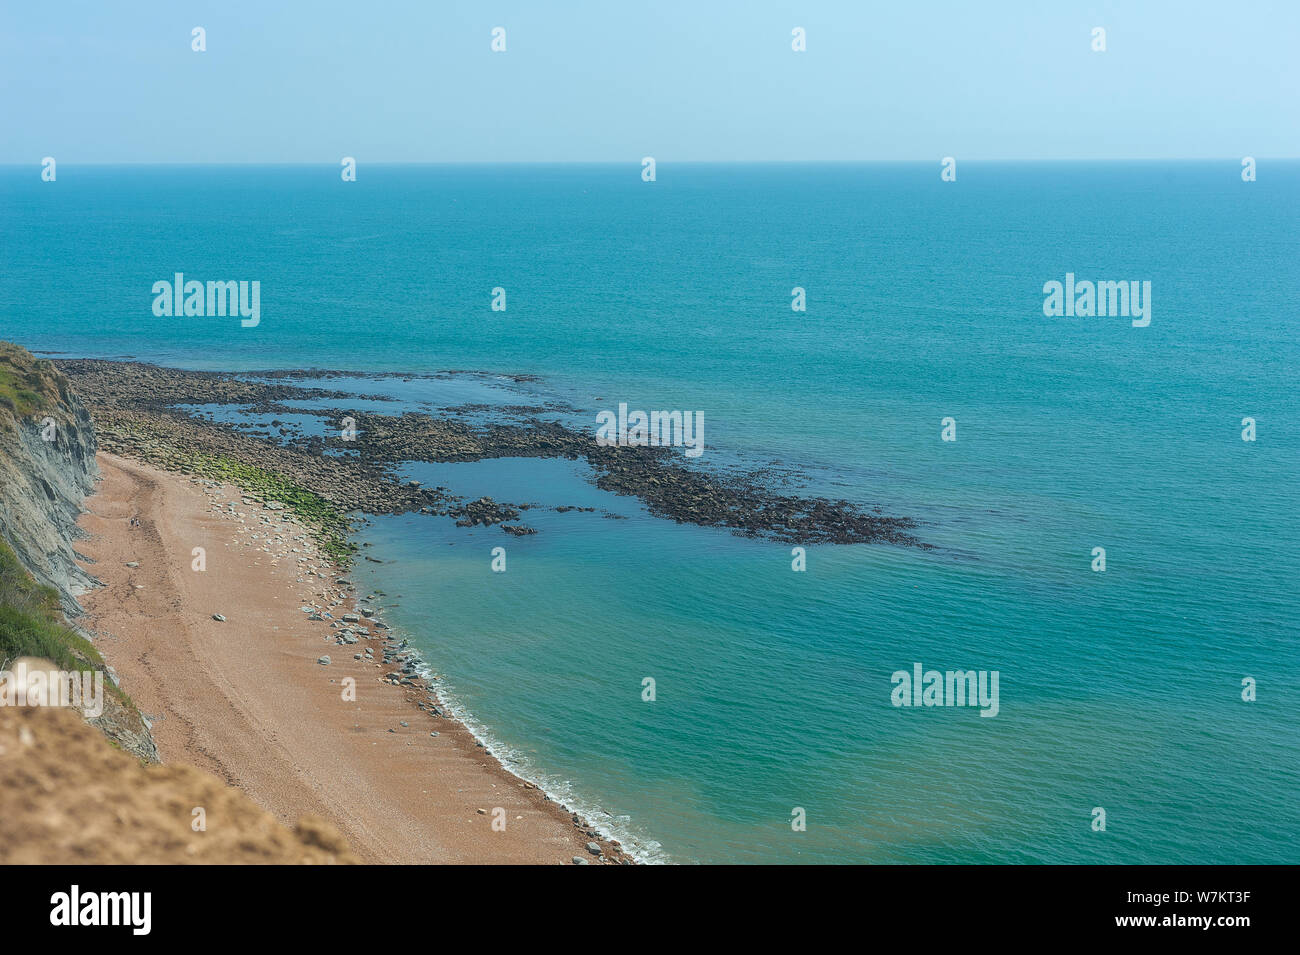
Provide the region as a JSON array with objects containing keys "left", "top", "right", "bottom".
[
  {"left": 317, "top": 655, "right": 331, "bottom": 665},
  {"left": 212, "top": 613, "right": 226, "bottom": 622}
]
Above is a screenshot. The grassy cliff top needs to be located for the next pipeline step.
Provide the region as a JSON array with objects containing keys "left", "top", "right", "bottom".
[{"left": 0, "top": 341, "right": 63, "bottom": 418}]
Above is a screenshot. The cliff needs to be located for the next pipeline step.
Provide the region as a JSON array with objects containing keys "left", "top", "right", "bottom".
[
  {"left": 0, "top": 342, "right": 101, "bottom": 608},
  {"left": 0, "top": 341, "right": 157, "bottom": 761}
]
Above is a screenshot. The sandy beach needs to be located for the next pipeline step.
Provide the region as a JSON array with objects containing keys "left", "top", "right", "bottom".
[{"left": 75, "top": 452, "right": 627, "bottom": 865}]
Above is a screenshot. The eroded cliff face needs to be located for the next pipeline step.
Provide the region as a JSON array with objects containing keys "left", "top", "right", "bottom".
[
  {"left": 0, "top": 341, "right": 157, "bottom": 761},
  {"left": 0, "top": 349, "right": 100, "bottom": 612}
]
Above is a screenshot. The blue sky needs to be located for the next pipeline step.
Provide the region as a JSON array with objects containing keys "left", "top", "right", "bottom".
[{"left": 2, "top": 0, "right": 1296, "bottom": 162}]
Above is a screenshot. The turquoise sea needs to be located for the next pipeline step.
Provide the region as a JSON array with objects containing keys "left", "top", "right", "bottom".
[{"left": 2, "top": 162, "right": 1297, "bottom": 863}]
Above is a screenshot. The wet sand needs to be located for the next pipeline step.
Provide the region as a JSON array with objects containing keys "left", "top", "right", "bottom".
[{"left": 76, "top": 452, "right": 625, "bottom": 864}]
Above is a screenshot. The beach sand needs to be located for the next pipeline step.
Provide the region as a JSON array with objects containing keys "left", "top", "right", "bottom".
[{"left": 76, "top": 452, "right": 626, "bottom": 864}]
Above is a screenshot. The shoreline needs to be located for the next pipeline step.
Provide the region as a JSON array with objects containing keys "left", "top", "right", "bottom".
[{"left": 77, "top": 451, "right": 633, "bottom": 864}]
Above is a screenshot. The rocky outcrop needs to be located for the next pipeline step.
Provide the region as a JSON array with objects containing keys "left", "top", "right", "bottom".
[
  {"left": 58, "top": 357, "right": 930, "bottom": 548},
  {"left": 0, "top": 343, "right": 100, "bottom": 613}
]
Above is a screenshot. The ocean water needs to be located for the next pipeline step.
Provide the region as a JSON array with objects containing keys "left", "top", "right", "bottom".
[{"left": 2, "top": 162, "right": 1297, "bottom": 863}]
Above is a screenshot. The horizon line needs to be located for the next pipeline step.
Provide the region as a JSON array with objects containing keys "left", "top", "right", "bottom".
[{"left": 3, "top": 157, "right": 1296, "bottom": 167}]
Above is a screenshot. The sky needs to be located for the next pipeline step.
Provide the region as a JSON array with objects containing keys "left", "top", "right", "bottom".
[{"left": 2, "top": 0, "right": 1297, "bottom": 163}]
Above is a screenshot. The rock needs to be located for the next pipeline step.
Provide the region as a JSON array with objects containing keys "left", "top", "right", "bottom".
[
  {"left": 125, "top": 561, "right": 140, "bottom": 568},
  {"left": 212, "top": 613, "right": 226, "bottom": 622},
  {"left": 586, "top": 841, "right": 602, "bottom": 856},
  {"left": 572, "top": 856, "right": 589, "bottom": 865},
  {"left": 317, "top": 655, "right": 331, "bottom": 665}
]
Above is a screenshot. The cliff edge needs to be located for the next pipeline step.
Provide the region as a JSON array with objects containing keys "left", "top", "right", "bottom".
[
  {"left": 0, "top": 342, "right": 100, "bottom": 610},
  {"left": 0, "top": 674, "right": 357, "bottom": 864},
  {"left": 0, "top": 342, "right": 157, "bottom": 761}
]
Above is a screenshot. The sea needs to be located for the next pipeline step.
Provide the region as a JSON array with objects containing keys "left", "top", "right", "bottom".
[{"left": 2, "top": 161, "right": 1297, "bottom": 863}]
